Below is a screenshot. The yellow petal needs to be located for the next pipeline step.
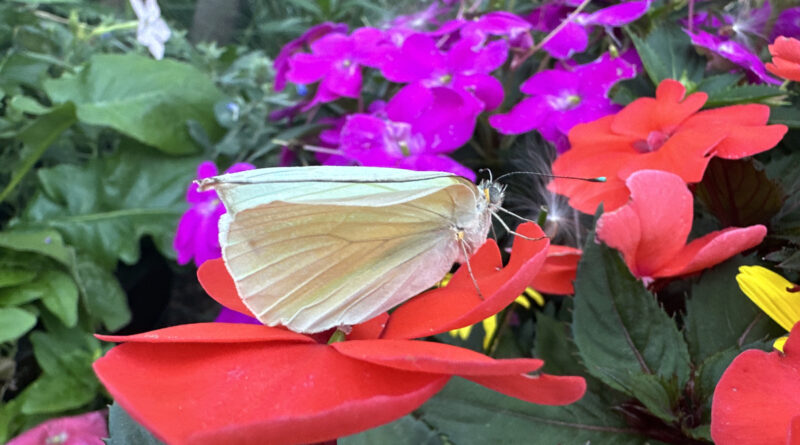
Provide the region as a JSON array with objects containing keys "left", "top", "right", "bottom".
[
  {"left": 523, "top": 287, "right": 545, "bottom": 307},
  {"left": 449, "top": 324, "right": 472, "bottom": 341},
  {"left": 482, "top": 315, "right": 498, "bottom": 350},
  {"left": 736, "top": 266, "right": 800, "bottom": 332},
  {"left": 773, "top": 335, "right": 789, "bottom": 352}
]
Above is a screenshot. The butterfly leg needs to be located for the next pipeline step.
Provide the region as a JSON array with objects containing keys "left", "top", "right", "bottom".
[{"left": 456, "top": 230, "right": 484, "bottom": 300}]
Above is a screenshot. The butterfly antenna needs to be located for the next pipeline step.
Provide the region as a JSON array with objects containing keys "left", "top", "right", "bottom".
[
  {"left": 491, "top": 212, "right": 547, "bottom": 242},
  {"left": 478, "top": 168, "right": 494, "bottom": 183},
  {"left": 495, "top": 171, "right": 606, "bottom": 183}
]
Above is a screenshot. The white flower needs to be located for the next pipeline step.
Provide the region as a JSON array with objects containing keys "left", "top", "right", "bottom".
[{"left": 130, "top": 0, "right": 171, "bottom": 60}]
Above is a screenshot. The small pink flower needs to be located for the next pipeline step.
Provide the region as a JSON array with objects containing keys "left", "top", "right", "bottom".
[{"left": 8, "top": 411, "right": 107, "bottom": 445}]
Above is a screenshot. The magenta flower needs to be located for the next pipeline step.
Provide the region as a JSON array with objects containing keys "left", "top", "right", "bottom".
[
  {"left": 380, "top": 33, "right": 508, "bottom": 110},
  {"left": 286, "top": 27, "right": 386, "bottom": 107},
  {"left": 772, "top": 7, "right": 800, "bottom": 41},
  {"left": 173, "top": 161, "right": 255, "bottom": 267},
  {"left": 527, "top": 0, "right": 650, "bottom": 59},
  {"left": 489, "top": 53, "right": 636, "bottom": 152},
  {"left": 274, "top": 22, "right": 347, "bottom": 92},
  {"left": 8, "top": 411, "right": 107, "bottom": 445},
  {"left": 686, "top": 29, "right": 781, "bottom": 85},
  {"left": 460, "top": 12, "right": 533, "bottom": 67},
  {"left": 338, "top": 84, "right": 480, "bottom": 179}
]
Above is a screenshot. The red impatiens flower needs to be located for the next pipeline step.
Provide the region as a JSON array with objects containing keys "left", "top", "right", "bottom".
[
  {"left": 549, "top": 79, "right": 787, "bottom": 214},
  {"left": 529, "top": 245, "right": 581, "bottom": 295},
  {"left": 712, "top": 322, "right": 800, "bottom": 445},
  {"left": 767, "top": 36, "right": 800, "bottom": 82},
  {"left": 596, "top": 170, "right": 766, "bottom": 281},
  {"left": 93, "top": 223, "right": 586, "bottom": 445}
]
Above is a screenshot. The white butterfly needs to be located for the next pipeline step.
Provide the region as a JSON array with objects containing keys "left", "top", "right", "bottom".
[{"left": 197, "top": 166, "right": 507, "bottom": 334}]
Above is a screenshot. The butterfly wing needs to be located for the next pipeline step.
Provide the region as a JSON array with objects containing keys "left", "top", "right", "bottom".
[{"left": 209, "top": 167, "right": 483, "bottom": 333}]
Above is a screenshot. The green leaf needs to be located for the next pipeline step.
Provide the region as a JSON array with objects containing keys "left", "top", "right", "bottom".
[
  {"left": 769, "top": 106, "right": 800, "bottom": 128},
  {"left": 342, "top": 415, "right": 443, "bottom": 445},
  {"left": 19, "top": 373, "right": 97, "bottom": 414},
  {"left": 628, "top": 24, "right": 705, "bottom": 86},
  {"left": 29, "top": 324, "right": 99, "bottom": 375},
  {"left": 695, "top": 158, "right": 784, "bottom": 227},
  {"left": 0, "top": 52, "right": 51, "bottom": 90},
  {"left": 0, "top": 280, "right": 47, "bottom": 306},
  {"left": 0, "top": 103, "right": 77, "bottom": 204},
  {"left": 0, "top": 267, "right": 36, "bottom": 287},
  {"left": 17, "top": 145, "right": 200, "bottom": 267},
  {"left": 705, "top": 84, "right": 787, "bottom": 108},
  {"left": 572, "top": 234, "right": 691, "bottom": 394},
  {"left": 684, "top": 256, "right": 783, "bottom": 364},
  {"left": 625, "top": 374, "right": 677, "bottom": 423},
  {"left": 0, "top": 230, "right": 72, "bottom": 265},
  {"left": 417, "top": 378, "right": 645, "bottom": 445},
  {"left": 44, "top": 54, "right": 225, "bottom": 154},
  {"left": 0, "top": 307, "right": 36, "bottom": 342},
  {"left": 73, "top": 257, "right": 131, "bottom": 331},
  {"left": 693, "top": 73, "right": 744, "bottom": 95},
  {"left": 38, "top": 269, "right": 79, "bottom": 327},
  {"left": 108, "top": 403, "right": 165, "bottom": 445}
]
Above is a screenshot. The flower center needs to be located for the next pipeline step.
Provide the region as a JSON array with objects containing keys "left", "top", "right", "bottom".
[
  {"left": 633, "top": 130, "right": 670, "bottom": 153},
  {"left": 47, "top": 432, "right": 69, "bottom": 444},
  {"left": 398, "top": 140, "right": 411, "bottom": 157},
  {"left": 438, "top": 73, "right": 453, "bottom": 84},
  {"left": 548, "top": 93, "right": 582, "bottom": 111},
  {"left": 341, "top": 59, "right": 352, "bottom": 67}
]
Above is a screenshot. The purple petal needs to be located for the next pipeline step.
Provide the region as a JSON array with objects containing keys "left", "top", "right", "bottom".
[
  {"left": 398, "top": 154, "right": 476, "bottom": 181},
  {"left": 525, "top": 3, "right": 571, "bottom": 32},
  {"left": 488, "top": 96, "right": 551, "bottom": 135},
  {"left": 380, "top": 34, "right": 442, "bottom": 83},
  {"left": 771, "top": 7, "right": 800, "bottom": 40},
  {"left": 192, "top": 202, "right": 225, "bottom": 266},
  {"left": 447, "top": 38, "right": 509, "bottom": 74},
  {"left": 214, "top": 307, "right": 261, "bottom": 324},
  {"left": 274, "top": 22, "right": 347, "bottom": 91},
  {"left": 521, "top": 68, "right": 580, "bottom": 95},
  {"left": 686, "top": 29, "right": 782, "bottom": 85},
  {"left": 173, "top": 209, "right": 199, "bottom": 265},
  {"left": 185, "top": 161, "right": 218, "bottom": 203},
  {"left": 320, "top": 61, "right": 362, "bottom": 98},
  {"left": 225, "top": 163, "right": 256, "bottom": 175},
  {"left": 542, "top": 21, "right": 588, "bottom": 59},
  {"left": 573, "top": 52, "right": 637, "bottom": 94},
  {"left": 584, "top": 1, "right": 650, "bottom": 27},
  {"left": 339, "top": 114, "right": 396, "bottom": 165},
  {"left": 452, "top": 73, "right": 504, "bottom": 110},
  {"left": 286, "top": 53, "right": 332, "bottom": 84}
]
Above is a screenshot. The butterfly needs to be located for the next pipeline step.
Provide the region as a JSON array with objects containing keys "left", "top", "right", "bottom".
[{"left": 197, "top": 166, "right": 510, "bottom": 334}]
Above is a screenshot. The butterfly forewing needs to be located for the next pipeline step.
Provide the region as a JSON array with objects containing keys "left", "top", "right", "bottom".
[{"left": 208, "top": 167, "right": 489, "bottom": 333}]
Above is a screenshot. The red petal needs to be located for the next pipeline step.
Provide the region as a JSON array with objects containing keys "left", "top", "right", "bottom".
[
  {"left": 711, "top": 322, "right": 800, "bottom": 445},
  {"left": 789, "top": 416, "right": 800, "bottom": 445},
  {"left": 347, "top": 313, "right": 389, "bottom": 340},
  {"left": 530, "top": 245, "right": 581, "bottom": 295},
  {"left": 610, "top": 80, "right": 707, "bottom": 138},
  {"left": 94, "top": 342, "right": 448, "bottom": 445},
  {"left": 596, "top": 170, "right": 692, "bottom": 278},
  {"left": 95, "top": 323, "right": 312, "bottom": 344},
  {"left": 654, "top": 225, "right": 767, "bottom": 278},
  {"left": 465, "top": 373, "right": 586, "bottom": 406},
  {"left": 197, "top": 259, "right": 255, "bottom": 317},
  {"left": 332, "top": 339, "right": 543, "bottom": 375},
  {"left": 381, "top": 223, "right": 548, "bottom": 339},
  {"left": 685, "top": 105, "right": 787, "bottom": 159},
  {"left": 549, "top": 149, "right": 635, "bottom": 214},
  {"left": 771, "top": 36, "right": 800, "bottom": 62}
]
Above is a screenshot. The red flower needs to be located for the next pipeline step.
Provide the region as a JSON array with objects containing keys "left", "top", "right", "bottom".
[
  {"left": 712, "top": 322, "right": 800, "bottom": 445},
  {"left": 93, "top": 223, "right": 586, "bottom": 445},
  {"left": 596, "top": 170, "right": 766, "bottom": 280},
  {"left": 529, "top": 245, "right": 581, "bottom": 295},
  {"left": 767, "top": 36, "right": 800, "bottom": 82},
  {"left": 549, "top": 79, "right": 787, "bottom": 214}
]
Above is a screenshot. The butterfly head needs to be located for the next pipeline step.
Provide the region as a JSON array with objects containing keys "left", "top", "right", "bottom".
[{"left": 478, "top": 180, "right": 506, "bottom": 211}]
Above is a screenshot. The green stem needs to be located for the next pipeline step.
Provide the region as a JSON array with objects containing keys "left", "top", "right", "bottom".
[{"left": 88, "top": 21, "right": 138, "bottom": 38}]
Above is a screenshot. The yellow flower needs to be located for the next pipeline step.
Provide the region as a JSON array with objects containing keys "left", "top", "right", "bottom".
[{"left": 736, "top": 265, "right": 800, "bottom": 351}]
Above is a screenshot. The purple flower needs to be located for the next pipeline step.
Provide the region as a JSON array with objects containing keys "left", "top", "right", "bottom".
[
  {"left": 173, "top": 161, "right": 255, "bottom": 267},
  {"left": 8, "top": 411, "right": 107, "bottom": 445},
  {"left": 380, "top": 33, "right": 507, "bottom": 110},
  {"left": 772, "top": 7, "right": 800, "bottom": 41},
  {"left": 527, "top": 0, "right": 650, "bottom": 59},
  {"left": 460, "top": 11, "right": 534, "bottom": 67},
  {"left": 286, "top": 27, "right": 386, "bottom": 107},
  {"left": 274, "top": 22, "right": 347, "bottom": 92},
  {"left": 337, "top": 85, "right": 480, "bottom": 179},
  {"left": 686, "top": 29, "right": 781, "bottom": 85},
  {"left": 489, "top": 53, "right": 636, "bottom": 152}
]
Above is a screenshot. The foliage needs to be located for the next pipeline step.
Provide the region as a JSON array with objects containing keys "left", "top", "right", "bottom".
[{"left": 1, "top": 0, "right": 799, "bottom": 443}]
